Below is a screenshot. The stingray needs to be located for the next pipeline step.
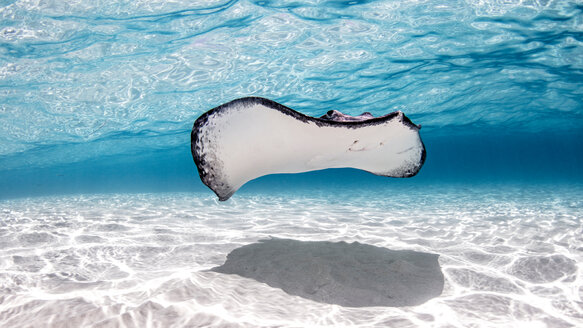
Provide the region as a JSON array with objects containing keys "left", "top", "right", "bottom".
[{"left": 191, "top": 97, "right": 426, "bottom": 201}]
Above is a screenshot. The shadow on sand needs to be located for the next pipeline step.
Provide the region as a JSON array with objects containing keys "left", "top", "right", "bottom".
[{"left": 212, "top": 238, "right": 444, "bottom": 307}]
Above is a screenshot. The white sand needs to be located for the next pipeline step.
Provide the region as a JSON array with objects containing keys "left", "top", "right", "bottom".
[{"left": 0, "top": 185, "right": 581, "bottom": 327}]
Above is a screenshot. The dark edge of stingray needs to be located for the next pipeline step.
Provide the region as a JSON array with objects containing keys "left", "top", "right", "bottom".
[{"left": 191, "top": 97, "right": 426, "bottom": 200}]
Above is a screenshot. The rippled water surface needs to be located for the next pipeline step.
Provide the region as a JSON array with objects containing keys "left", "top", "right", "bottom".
[
  {"left": 1, "top": 0, "right": 583, "bottom": 327},
  {"left": 1, "top": 0, "right": 582, "bottom": 166}
]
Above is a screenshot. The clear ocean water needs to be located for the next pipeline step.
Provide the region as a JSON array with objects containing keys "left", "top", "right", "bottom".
[{"left": 1, "top": 0, "right": 582, "bottom": 327}]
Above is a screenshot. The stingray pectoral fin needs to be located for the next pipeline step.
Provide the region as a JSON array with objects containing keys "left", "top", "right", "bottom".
[{"left": 191, "top": 97, "right": 426, "bottom": 201}]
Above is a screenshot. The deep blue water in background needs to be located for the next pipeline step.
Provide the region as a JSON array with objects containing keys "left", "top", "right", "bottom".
[{"left": 1, "top": 0, "right": 582, "bottom": 198}]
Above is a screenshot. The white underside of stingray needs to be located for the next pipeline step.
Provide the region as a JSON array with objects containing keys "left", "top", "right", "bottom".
[{"left": 191, "top": 97, "right": 426, "bottom": 201}]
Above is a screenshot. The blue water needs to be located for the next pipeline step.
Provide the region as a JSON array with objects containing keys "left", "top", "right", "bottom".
[
  {"left": 1, "top": 1, "right": 583, "bottom": 327},
  {"left": 1, "top": 0, "right": 582, "bottom": 198}
]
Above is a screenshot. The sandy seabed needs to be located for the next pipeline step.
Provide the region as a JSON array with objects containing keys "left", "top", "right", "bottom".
[{"left": 0, "top": 185, "right": 582, "bottom": 327}]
